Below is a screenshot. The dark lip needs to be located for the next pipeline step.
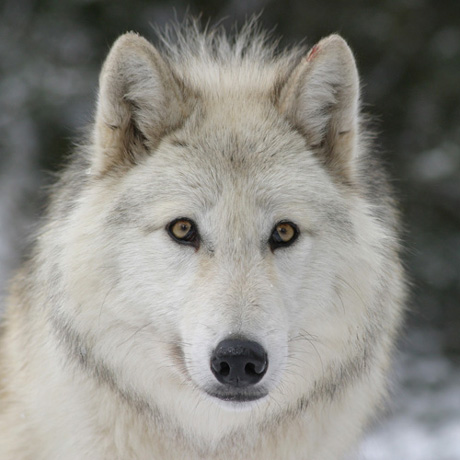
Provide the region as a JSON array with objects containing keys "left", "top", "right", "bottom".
[{"left": 206, "top": 390, "right": 268, "bottom": 402}]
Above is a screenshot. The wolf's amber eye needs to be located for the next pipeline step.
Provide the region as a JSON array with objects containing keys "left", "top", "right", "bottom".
[
  {"left": 171, "top": 220, "right": 192, "bottom": 239},
  {"left": 167, "top": 218, "right": 199, "bottom": 248},
  {"left": 269, "top": 221, "right": 299, "bottom": 251}
]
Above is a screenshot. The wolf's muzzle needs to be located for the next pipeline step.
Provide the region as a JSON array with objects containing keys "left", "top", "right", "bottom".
[{"left": 210, "top": 338, "right": 268, "bottom": 387}]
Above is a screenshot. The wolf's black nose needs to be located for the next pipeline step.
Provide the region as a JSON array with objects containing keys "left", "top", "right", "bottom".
[{"left": 210, "top": 339, "right": 268, "bottom": 387}]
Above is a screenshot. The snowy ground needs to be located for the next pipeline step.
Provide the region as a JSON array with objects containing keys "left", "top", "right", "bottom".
[{"left": 358, "top": 329, "right": 460, "bottom": 460}]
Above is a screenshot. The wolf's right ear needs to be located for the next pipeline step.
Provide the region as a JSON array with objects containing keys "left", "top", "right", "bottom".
[{"left": 93, "top": 33, "right": 186, "bottom": 175}]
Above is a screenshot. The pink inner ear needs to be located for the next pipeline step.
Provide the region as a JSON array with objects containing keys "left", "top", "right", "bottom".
[{"left": 307, "top": 44, "right": 320, "bottom": 62}]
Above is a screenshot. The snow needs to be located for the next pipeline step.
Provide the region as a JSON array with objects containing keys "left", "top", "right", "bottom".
[{"left": 358, "top": 330, "right": 460, "bottom": 459}]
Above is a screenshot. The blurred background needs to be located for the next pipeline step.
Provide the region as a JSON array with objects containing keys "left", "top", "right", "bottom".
[{"left": 0, "top": 0, "right": 459, "bottom": 458}]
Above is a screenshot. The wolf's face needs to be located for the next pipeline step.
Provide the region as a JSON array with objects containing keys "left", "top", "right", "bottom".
[
  {"left": 56, "top": 32, "right": 395, "bottom": 435},
  {"left": 66, "top": 103, "right": 368, "bottom": 418},
  {"left": 102, "top": 101, "right": 344, "bottom": 407}
]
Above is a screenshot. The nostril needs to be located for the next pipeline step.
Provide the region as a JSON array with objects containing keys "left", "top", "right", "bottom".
[
  {"left": 244, "top": 362, "right": 258, "bottom": 377},
  {"left": 218, "top": 361, "right": 230, "bottom": 377},
  {"left": 210, "top": 338, "right": 268, "bottom": 388}
]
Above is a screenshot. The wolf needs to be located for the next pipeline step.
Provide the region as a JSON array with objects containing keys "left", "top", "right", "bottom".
[{"left": 0, "top": 20, "right": 405, "bottom": 460}]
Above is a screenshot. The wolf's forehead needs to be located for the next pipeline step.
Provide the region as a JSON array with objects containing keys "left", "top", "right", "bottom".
[
  {"left": 124, "top": 97, "right": 334, "bottom": 221},
  {"left": 178, "top": 98, "right": 303, "bottom": 164},
  {"left": 143, "top": 132, "right": 322, "bottom": 212},
  {"left": 164, "top": 118, "right": 302, "bottom": 182}
]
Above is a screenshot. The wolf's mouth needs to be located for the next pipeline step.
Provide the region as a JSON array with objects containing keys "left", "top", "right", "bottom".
[{"left": 206, "top": 389, "right": 268, "bottom": 402}]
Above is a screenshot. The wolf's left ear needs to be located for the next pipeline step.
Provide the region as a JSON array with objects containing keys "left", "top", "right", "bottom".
[
  {"left": 278, "top": 35, "right": 360, "bottom": 182},
  {"left": 93, "top": 33, "right": 186, "bottom": 174}
]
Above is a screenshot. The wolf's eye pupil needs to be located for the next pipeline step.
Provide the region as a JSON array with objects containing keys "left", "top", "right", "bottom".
[
  {"left": 269, "top": 221, "right": 299, "bottom": 251},
  {"left": 167, "top": 218, "right": 199, "bottom": 248}
]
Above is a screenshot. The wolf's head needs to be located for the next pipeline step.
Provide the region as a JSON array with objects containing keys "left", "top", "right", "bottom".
[{"left": 47, "top": 23, "right": 403, "bottom": 446}]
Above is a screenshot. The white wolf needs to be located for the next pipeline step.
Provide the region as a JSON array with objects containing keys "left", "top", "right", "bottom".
[{"left": 0, "top": 21, "right": 405, "bottom": 460}]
